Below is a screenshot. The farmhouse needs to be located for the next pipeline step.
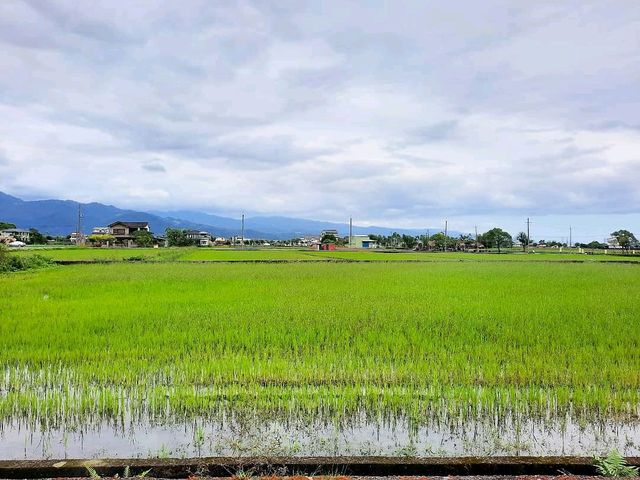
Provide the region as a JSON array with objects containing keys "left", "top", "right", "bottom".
[
  {"left": 320, "top": 229, "right": 339, "bottom": 238},
  {"left": 350, "top": 235, "right": 378, "bottom": 249},
  {"left": 0, "top": 228, "right": 31, "bottom": 243},
  {"left": 108, "top": 221, "right": 150, "bottom": 247},
  {"left": 185, "top": 230, "right": 213, "bottom": 246}
]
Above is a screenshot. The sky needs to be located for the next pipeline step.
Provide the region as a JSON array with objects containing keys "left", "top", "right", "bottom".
[{"left": 0, "top": 1, "right": 639, "bottom": 241}]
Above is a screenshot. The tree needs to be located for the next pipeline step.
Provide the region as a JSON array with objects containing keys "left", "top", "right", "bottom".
[
  {"left": 480, "top": 228, "right": 513, "bottom": 253},
  {"left": 28, "top": 228, "right": 47, "bottom": 245},
  {"left": 320, "top": 233, "right": 337, "bottom": 244},
  {"left": 165, "top": 228, "right": 195, "bottom": 247},
  {"left": 133, "top": 230, "right": 154, "bottom": 247},
  {"left": 401, "top": 234, "right": 418, "bottom": 249},
  {"left": 516, "top": 232, "right": 529, "bottom": 252},
  {"left": 87, "top": 234, "right": 116, "bottom": 247},
  {"left": 0, "top": 222, "right": 16, "bottom": 230},
  {"left": 610, "top": 230, "right": 639, "bottom": 251},
  {"left": 576, "top": 240, "right": 607, "bottom": 249}
]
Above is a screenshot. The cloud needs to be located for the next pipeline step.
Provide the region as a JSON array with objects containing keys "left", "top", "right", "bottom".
[
  {"left": 142, "top": 162, "right": 166, "bottom": 173},
  {"left": 0, "top": 0, "right": 639, "bottom": 231}
]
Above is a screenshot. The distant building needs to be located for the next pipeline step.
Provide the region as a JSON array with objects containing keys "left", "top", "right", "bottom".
[
  {"left": 69, "top": 232, "right": 84, "bottom": 244},
  {"left": 320, "top": 229, "right": 339, "bottom": 238},
  {"left": 606, "top": 236, "right": 622, "bottom": 249},
  {"left": 108, "top": 221, "right": 150, "bottom": 247},
  {"left": 185, "top": 230, "right": 213, "bottom": 246},
  {"left": 350, "top": 234, "right": 377, "bottom": 249},
  {"left": 0, "top": 228, "right": 31, "bottom": 243}
]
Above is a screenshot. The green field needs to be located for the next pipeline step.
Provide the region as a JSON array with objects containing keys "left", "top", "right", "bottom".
[
  {"left": 2, "top": 259, "right": 640, "bottom": 431},
  {"left": 12, "top": 246, "right": 640, "bottom": 264},
  {"left": 12, "top": 247, "right": 180, "bottom": 261},
  {"left": 179, "top": 248, "right": 321, "bottom": 261}
]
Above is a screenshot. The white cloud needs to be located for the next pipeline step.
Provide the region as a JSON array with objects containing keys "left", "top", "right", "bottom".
[{"left": 0, "top": 0, "right": 639, "bottom": 234}]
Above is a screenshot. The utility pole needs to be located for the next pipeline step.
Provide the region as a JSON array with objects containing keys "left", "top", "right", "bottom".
[
  {"left": 475, "top": 225, "right": 479, "bottom": 253},
  {"left": 76, "top": 203, "right": 84, "bottom": 246},
  {"left": 526, "top": 217, "right": 531, "bottom": 253},
  {"left": 569, "top": 226, "right": 572, "bottom": 249},
  {"left": 349, "top": 217, "right": 353, "bottom": 248},
  {"left": 444, "top": 220, "right": 448, "bottom": 252},
  {"left": 241, "top": 213, "right": 245, "bottom": 249},
  {"left": 426, "top": 229, "right": 430, "bottom": 251}
]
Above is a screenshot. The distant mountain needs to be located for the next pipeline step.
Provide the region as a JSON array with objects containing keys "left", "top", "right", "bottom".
[
  {"left": 0, "top": 192, "right": 268, "bottom": 238},
  {"left": 154, "top": 210, "right": 460, "bottom": 239},
  {"left": 1, "top": 191, "right": 458, "bottom": 239}
]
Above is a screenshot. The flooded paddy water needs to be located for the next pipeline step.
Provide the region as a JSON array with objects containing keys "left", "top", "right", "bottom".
[{"left": 2, "top": 412, "right": 640, "bottom": 460}]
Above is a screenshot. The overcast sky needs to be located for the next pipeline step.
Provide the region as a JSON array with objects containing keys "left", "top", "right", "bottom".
[{"left": 1, "top": 1, "right": 639, "bottom": 240}]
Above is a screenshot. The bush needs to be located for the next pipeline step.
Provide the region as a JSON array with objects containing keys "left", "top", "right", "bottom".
[
  {"left": 0, "top": 246, "right": 53, "bottom": 272},
  {"left": 595, "top": 450, "right": 639, "bottom": 477}
]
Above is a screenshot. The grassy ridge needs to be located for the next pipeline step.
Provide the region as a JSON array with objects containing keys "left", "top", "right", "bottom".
[
  {"left": 1, "top": 261, "right": 640, "bottom": 428},
  {"left": 12, "top": 246, "right": 640, "bottom": 263}
]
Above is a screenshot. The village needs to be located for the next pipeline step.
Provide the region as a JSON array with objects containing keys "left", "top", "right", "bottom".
[{"left": 1, "top": 219, "right": 636, "bottom": 253}]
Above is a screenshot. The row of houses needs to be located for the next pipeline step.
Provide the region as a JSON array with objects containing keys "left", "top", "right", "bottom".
[{"left": 88, "top": 222, "right": 222, "bottom": 247}]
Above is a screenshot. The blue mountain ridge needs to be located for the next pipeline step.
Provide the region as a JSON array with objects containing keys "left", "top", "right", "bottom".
[{"left": 0, "top": 192, "right": 457, "bottom": 239}]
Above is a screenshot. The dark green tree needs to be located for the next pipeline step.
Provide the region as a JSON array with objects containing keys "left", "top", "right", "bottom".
[
  {"left": 610, "top": 230, "right": 638, "bottom": 250},
  {"left": 480, "top": 228, "right": 513, "bottom": 253},
  {"left": 0, "top": 222, "right": 16, "bottom": 230},
  {"left": 320, "top": 233, "right": 337, "bottom": 244},
  {"left": 28, "top": 228, "right": 47, "bottom": 245},
  {"left": 165, "top": 228, "right": 195, "bottom": 247},
  {"left": 133, "top": 230, "right": 154, "bottom": 247},
  {"left": 516, "top": 231, "right": 529, "bottom": 251},
  {"left": 401, "top": 234, "right": 418, "bottom": 249}
]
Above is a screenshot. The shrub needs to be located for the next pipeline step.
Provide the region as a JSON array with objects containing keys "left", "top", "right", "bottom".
[
  {"left": 595, "top": 450, "right": 639, "bottom": 477},
  {"left": 0, "top": 247, "right": 53, "bottom": 272}
]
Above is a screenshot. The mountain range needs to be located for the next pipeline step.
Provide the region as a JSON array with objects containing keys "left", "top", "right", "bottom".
[{"left": 0, "top": 191, "right": 456, "bottom": 239}]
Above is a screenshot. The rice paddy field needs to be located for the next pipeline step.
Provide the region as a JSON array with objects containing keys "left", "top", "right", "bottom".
[
  {"left": 12, "top": 246, "right": 640, "bottom": 263},
  {"left": 1, "top": 251, "right": 640, "bottom": 458}
]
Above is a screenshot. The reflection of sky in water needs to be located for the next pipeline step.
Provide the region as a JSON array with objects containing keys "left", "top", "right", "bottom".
[{"left": 1, "top": 415, "right": 637, "bottom": 460}]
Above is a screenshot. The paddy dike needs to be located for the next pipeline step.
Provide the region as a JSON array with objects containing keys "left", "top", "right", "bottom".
[{"left": 1, "top": 456, "right": 639, "bottom": 479}]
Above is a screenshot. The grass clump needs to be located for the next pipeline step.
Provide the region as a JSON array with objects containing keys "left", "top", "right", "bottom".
[
  {"left": 595, "top": 450, "right": 639, "bottom": 477},
  {"left": 0, "top": 244, "right": 53, "bottom": 272}
]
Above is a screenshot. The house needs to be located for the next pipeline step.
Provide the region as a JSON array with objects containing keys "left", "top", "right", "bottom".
[
  {"left": 606, "top": 236, "right": 622, "bottom": 249},
  {"left": 0, "top": 228, "right": 31, "bottom": 243},
  {"left": 108, "top": 221, "right": 150, "bottom": 247},
  {"left": 320, "top": 229, "right": 339, "bottom": 239},
  {"left": 185, "top": 230, "right": 213, "bottom": 246},
  {"left": 69, "top": 232, "right": 84, "bottom": 244},
  {"left": 350, "top": 234, "right": 378, "bottom": 249}
]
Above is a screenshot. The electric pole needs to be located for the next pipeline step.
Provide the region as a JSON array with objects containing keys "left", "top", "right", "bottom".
[
  {"left": 349, "top": 217, "right": 353, "bottom": 247},
  {"left": 526, "top": 217, "right": 531, "bottom": 253},
  {"left": 426, "top": 229, "right": 430, "bottom": 251},
  {"left": 76, "top": 203, "right": 84, "bottom": 246},
  {"left": 475, "top": 225, "right": 479, "bottom": 253},
  {"left": 569, "top": 226, "right": 572, "bottom": 249},
  {"left": 241, "top": 213, "right": 245, "bottom": 249},
  {"left": 444, "top": 220, "right": 448, "bottom": 252}
]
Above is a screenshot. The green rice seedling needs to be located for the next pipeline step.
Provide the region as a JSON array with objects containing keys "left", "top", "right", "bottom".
[{"left": 1, "top": 260, "right": 640, "bottom": 439}]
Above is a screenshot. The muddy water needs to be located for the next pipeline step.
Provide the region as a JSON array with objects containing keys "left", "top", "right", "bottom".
[{"left": 1, "top": 414, "right": 639, "bottom": 460}]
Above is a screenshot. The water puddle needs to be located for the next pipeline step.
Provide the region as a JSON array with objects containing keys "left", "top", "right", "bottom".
[{"left": 1, "top": 414, "right": 638, "bottom": 459}]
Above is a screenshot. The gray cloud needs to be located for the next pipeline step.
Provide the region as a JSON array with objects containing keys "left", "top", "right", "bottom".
[
  {"left": 0, "top": 0, "right": 639, "bottom": 229},
  {"left": 142, "top": 163, "right": 166, "bottom": 173}
]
